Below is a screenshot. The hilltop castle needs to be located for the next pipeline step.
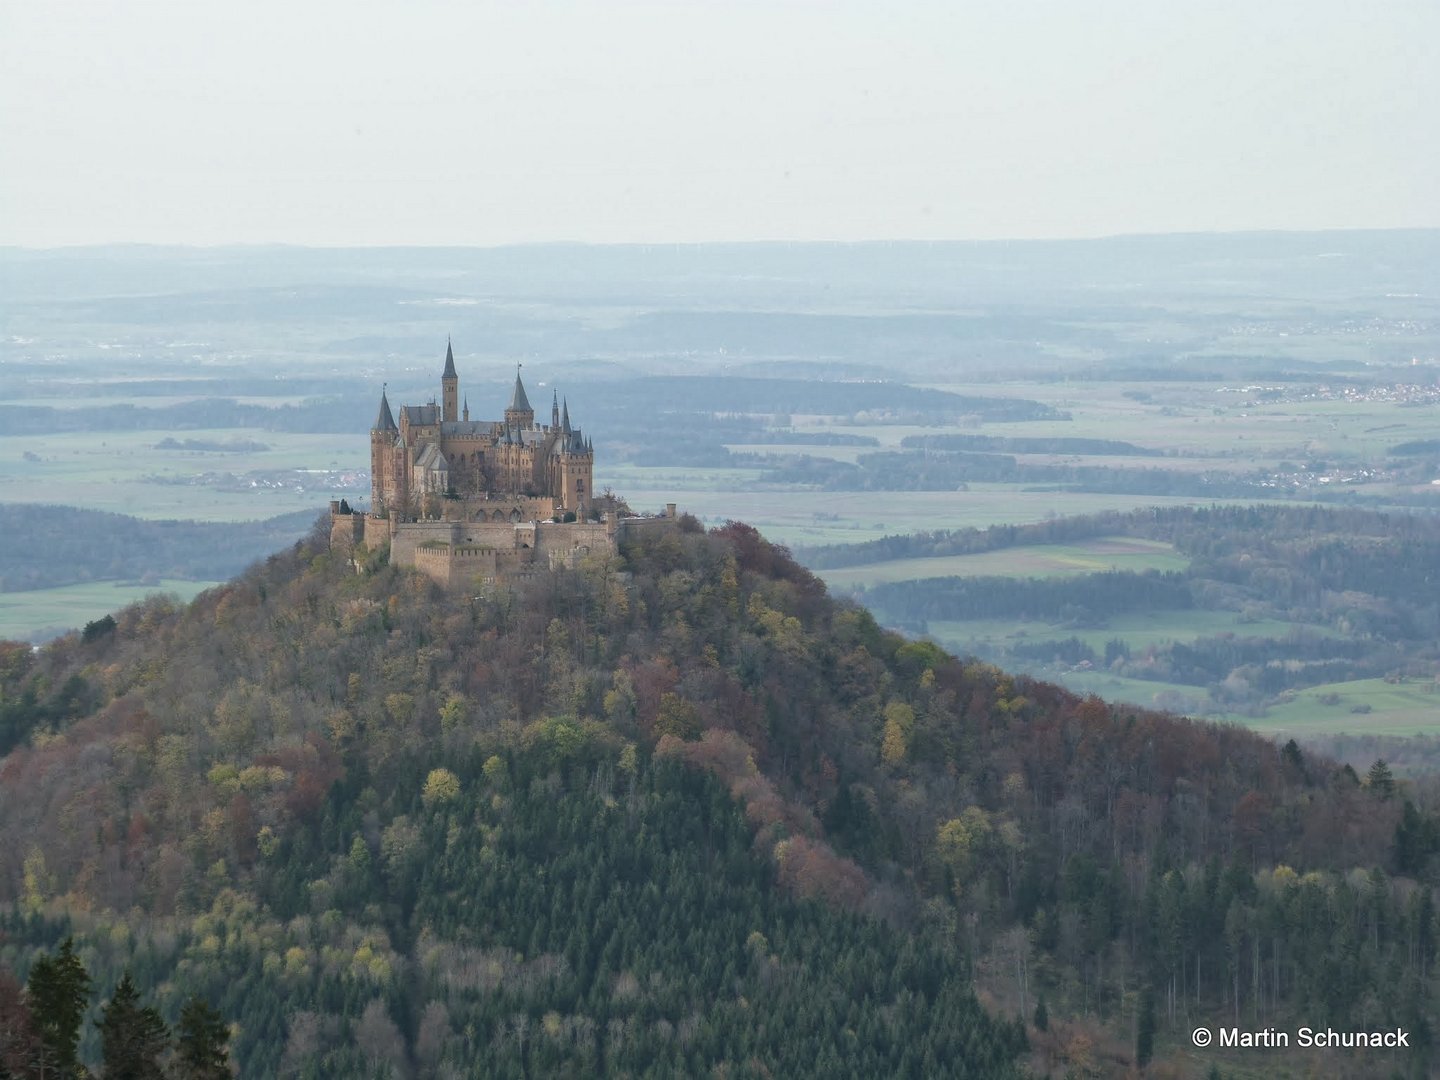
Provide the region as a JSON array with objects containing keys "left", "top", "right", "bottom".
[
  {"left": 331, "top": 341, "right": 675, "bottom": 587},
  {"left": 371, "top": 339, "right": 594, "bottom": 521}
]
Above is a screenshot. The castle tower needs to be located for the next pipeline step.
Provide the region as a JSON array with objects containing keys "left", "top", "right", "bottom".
[
  {"left": 553, "top": 400, "right": 593, "bottom": 516},
  {"left": 441, "top": 339, "right": 459, "bottom": 423},
  {"left": 504, "top": 365, "right": 534, "bottom": 429},
  {"left": 551, "top": 390, "right": 560, "bottom": 429},
  {"left": 371, "top": 387, "right": 398, "bottom": 511}
]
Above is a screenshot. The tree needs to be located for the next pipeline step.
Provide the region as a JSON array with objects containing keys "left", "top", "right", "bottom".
[
  {"left": 880, "top": 701, "right": 915, "bottom": 766},
  {"left": 1033, "top": 993, "right": 1048, "bottom": 1032},
  {"left": 422, "top": 767, "right": 461, "bottom": 807},
  {"left": 0, "top": 972, "right": 39, "bottom": 1079},
  {"left": 1366, "top": 759, "right": 1396, "bottom": 800},
  {"left": 26, "top": 937, "right": 91, "bottom": 1079},
  {"left": 172, "top": 996, "right": 231, "bottom": 1080},
  {"left": 1135, "top": 985, "right": 1156, "bottom": 1068},
  {"left": 97, "top": 972, "right": 168, "bottom": 1080},
  {"left": 654, "top": 693, "right": 701, "bottom": 741}
]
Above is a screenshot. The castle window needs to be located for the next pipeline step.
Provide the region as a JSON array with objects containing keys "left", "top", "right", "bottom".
[{"left": 577, "top": 479, "right": 585, "bottom": 492}]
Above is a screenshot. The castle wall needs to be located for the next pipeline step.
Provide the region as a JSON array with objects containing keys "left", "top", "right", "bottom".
[
  {"left": 329, "top": 503, "right": 366, "bottom": 552},
  {"left": 533, "top": 521, "right": 610, "bottom": 561},
  {"left": 388, "top": 519, "right": 464, "bottom": 566}
]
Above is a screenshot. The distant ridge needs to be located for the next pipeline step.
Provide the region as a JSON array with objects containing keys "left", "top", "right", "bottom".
[{"left": 0, "top": 504, "right": 318, "bottom": 592}]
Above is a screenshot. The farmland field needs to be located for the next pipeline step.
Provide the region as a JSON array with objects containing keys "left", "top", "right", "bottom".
[
  {"left": 927, "top": 609, "right": 1339, "bottom": 654},
  {"left": 1040, "top": 670, "right": 1213, "bottom": 716},
  {"left": 818, "top": 536, "right": 1188, "bottom": 589},
  {"left": 0, "top": 429, "right": 365, "bottom": 521},
  {"left": 597, "top": 484, "right": 1257, "bottom": 547},
  {"left": 0, "top": 579, "right": 222, "bottom": 640},
  {"left": 1246, "top": 679, "right": 1440, "bottom": 738}
]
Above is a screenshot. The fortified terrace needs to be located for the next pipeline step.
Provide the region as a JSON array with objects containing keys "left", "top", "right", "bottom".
[{"left": 330, "top": 340, "right": 678, "bottom": 587}]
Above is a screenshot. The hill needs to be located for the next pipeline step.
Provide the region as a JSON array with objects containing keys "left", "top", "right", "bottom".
[
  {"left": 0, "top": 518, "right": 1436, "bottom": 1076},
  {"left": 0, "top": 505, "right": 319, "bottom": 592}
]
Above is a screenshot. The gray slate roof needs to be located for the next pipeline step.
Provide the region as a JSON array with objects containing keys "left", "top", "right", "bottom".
[
  {"left": 374, "top": 390, "right": 397, "bottom": 432},
  {"left": 508, "top": 372, "right": 532, "bottom": 413}
]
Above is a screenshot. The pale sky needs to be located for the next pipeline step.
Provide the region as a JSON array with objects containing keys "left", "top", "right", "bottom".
[{"left": 2, "top": 0, "right": 1437, "bottom": 247}]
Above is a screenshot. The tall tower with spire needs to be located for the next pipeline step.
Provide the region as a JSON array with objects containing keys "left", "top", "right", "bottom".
[
  {"left": 441, "top": 339, "right": 459, "bottom": 423},
  {"left": 504, "top": 365, "right": 534, "bottom": 429},
  {"left": 370, "top": 386, "right": 399, "bottom": 513}
]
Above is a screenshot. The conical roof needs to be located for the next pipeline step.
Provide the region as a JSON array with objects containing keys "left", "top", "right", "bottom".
[
  {"left": 374, "top": 389, "right": 397, "bottom": 432},
  {"left": 508, "top": 368, "right": 532, "bottom": 413},
  {"left": 442, "top": 339, "right": 457, "bottom": 380},
  {"left": 561, "top": 398, "right": 571, "bottom": 434}
]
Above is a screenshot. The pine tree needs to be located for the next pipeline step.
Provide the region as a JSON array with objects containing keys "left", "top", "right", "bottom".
[
  {"left": 1032, "top": 993, "right": 1048, "bottom": 1032},
  {"left": 97, "top": 972, "right": 168, "bottom": 1080},
  {"left": 1366, "top": 759, "right": 1396, "bottom": 799},
  {"left": 1135, "top": 985, "right": 1156, "bottom": 1068},
  {"left": 172, "top": 996, "right": 231, "bottom": 1080},
  {"left": 25, "top": 937, "right": 91, "bottom": 1078}
]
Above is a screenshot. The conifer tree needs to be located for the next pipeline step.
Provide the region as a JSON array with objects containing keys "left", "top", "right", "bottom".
[
  {"left": 96, "top": 972, "right": 168, "bottom": 1080},
  {"left": 1366, "top": 759, "right": 1396, "bottom": 800},
  {"left": 25, "top": 937, "right": 91, "bottom": 1079},
  {"left": 172, "top": 996, "right": 231, "bottom": 1080},
  {"left": 1136, "top": 985, "right": 1157, "bottom": 1068}
]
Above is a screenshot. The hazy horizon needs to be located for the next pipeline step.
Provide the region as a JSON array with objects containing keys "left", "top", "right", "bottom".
[{"left": 4, "top": 0, "right": 1437, "bottom": 248}]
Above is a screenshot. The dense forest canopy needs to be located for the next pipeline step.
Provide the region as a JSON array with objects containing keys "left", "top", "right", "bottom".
[{"left": 0, "top": 516, "right": 1436, "bottom": 1075}]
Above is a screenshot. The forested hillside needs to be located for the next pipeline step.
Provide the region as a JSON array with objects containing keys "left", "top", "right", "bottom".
[{"left": 0, "top": 517, "right": 1436, "bottom": 1076}]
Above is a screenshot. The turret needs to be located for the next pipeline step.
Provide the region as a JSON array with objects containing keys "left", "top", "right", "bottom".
[
  {"left": 441, "top": 338, "right": 459, "bottom": 423},
  {"left": 371, "top": 387, "right": 398, "bottom": 510},
  {"left": 373, "top": 387, "right": 397, "bottom": 434},
  {"left": 551, "top": 390, "right": 560, "bottom": 429},
  {"left": 504, "top": 365, "right": 534, "bottom": 429}
]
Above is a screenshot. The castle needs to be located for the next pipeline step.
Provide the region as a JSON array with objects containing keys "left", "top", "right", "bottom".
[
  {"left": 371, "top": 339, "right": 594, "bottom": 521},
  {"left": 331, "top": 341, "right": 675, "bottom": 587}
]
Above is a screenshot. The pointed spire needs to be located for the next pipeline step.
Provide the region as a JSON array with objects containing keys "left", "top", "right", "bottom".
[
  {"left": 374, "top": 385, "right": 397, "bottom": 431},
  {"left": 561, "top": 397, "right": 571, "bottom": 434},
  {"left": 551, "top": 390, "right": 560, "bottom": 429},
  {"left": 442, "top": 337, "right": 457, "bottom": 379},
  {"left": 508, "top": 363, "right": 531, "bottom": 413},
  {"left": 463, "top": 396, "right": 469, "bottom": 422}
]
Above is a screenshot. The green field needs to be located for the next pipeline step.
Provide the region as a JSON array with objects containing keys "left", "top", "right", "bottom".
[
  {"left": 931, "top": 665, "right": 1440, "bottom": 737},
  {"left": 1247, "top": 678, "right": 1440, "bottom": 737},
  {"left": 928, "top": 609, "right": 1339, "bottom": 654},
  {"left": 819, "top": 536, "right": 1188, "bottom": 589},
  {"left": 0, "top": 429, "right": 364, "bottom": 521},
  {"left": 1046, "top": 670, "right": 1214, "bottom": 714},
  {"left": 593, "top": 480, "right": 1257, "bottom": 547},
  {"left": 0, "top": 579, "right": 221, "bottom": 640}
]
